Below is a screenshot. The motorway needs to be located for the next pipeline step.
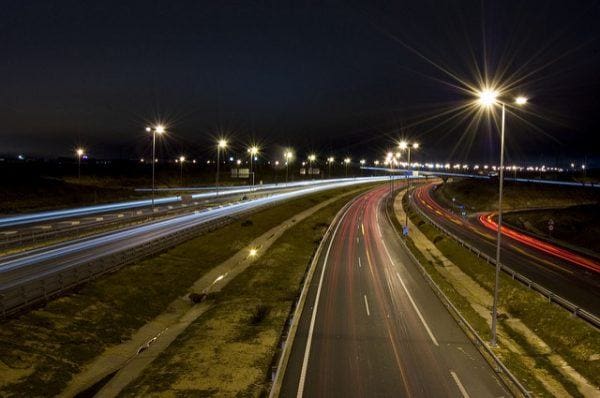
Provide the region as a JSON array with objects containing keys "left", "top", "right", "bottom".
[
  {"left": 413, "top": 183, "right": 600, "bottom": 316},
  {"left": 280, "top": 184, "right": 507, "bottom": 397},
  {"left": 0, "top": 178, "right": 374, "bottom": 229},
  {"left": 0, "top": 178, "right": 390, "bottom": 252},
  {"left": 0, "top": 178, "right": 390, "bottom": 304}
]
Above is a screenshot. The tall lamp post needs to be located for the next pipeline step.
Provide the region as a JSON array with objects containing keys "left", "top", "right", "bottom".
[
  {"left": 344, "top": 157, "right": 351, "bottom": 177},
  {"left": 76, "top": 148, "right": 85, "bottom": 180},
  {"left": 360, "top": 159, "right": 366, "bottom": 176},
  {"left": 477, "top": 90, "right": 527, "bottom": 346},
  {"left": 399, "top": 141, "right": 419, "bottom": 228},
  {"left": 248, "top": 146, "right": 259, "bottom": 186},
  {"left": 284, "top": 150, "right": 293, "bottom": 184},
  {"left": 308, "top": 154, "right": 316, "bottom": 179},
  {"left": 178, "top": 156, "right": 185, "bottom": 186},
  {"left": 216, "top": 139, "right": 228, "bottom": 196},
  {"left": 386, "top": 152, "right": 394, "bottom": 195},
  {"left": 327, "top": 157, "right": 334, "bottom": 178},
  {"left": 147, "top": 125, "right": 165, "bottom": 212}
]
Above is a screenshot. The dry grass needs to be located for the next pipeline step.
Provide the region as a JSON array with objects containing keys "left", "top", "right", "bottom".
[
  {"left": 0, "top": 185, "right": 370, "bottom": 397},
  {"left": 121, "top": 192, "right": 359, "bottom": 397},
  {"left": 434, "top": 178, "right": 600, "bottom": 212}
]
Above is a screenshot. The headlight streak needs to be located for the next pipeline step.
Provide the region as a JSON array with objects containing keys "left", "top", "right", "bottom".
[
  {"left": 0, "top": 177, "right": 390, "bottom": 286},
  {"left": 0, "top": 178, "right": 374, "bottom": 228}
]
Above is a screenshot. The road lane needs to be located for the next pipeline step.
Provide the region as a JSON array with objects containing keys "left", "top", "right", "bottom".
[
  {"left": 0, "top": 177, "right": 382, "bottom": 229},
  {"left": 0, "top": 178, "right": 390, "bottom": 293},
  {"left": 413, "top": 183, "right": 600, "bottom": 315},
  {"left": 281, "top": 185, "right": 507, "bottom": 397}
]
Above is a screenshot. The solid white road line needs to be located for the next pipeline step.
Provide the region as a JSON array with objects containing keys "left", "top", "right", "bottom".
[
  {"left": 296, "top": 205, "right": 351, "bottom": 398},
  {"left": 364, "top": 294, "right": 371, "bottom": 316},
  {"left": 450, "top": 371, "right": 471, "bottom": 398},
  {"left": 396, "top": 271, "right": 439, "bottom": 347},
  {"left": 358, "top": 257, "right": 362, "bottom": 268},
  {"left": 374, "top": 201, "right": 439, "bottom": 348}
]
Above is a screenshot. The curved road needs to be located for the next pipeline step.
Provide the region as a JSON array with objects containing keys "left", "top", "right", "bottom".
[
  {"left": 281, "top": 184, "right": 507, "bottom": 397},
  {"left": 0, "top": 178, "right": 378, "bottom": 229},
  {"left": 413, "top": 183, "right": 600, "bottom": 316},
  {"left": 0, "top": 178, "right": 389, "bottom": 293}
]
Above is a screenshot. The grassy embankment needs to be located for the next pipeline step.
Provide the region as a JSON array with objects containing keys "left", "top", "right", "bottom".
[
  {"left": 503, "top": 204, "right": 600, "bottom": 254},
  {"left": 434, "top": 178, "right": 600, "bottom": 253},
  {"left": 121, "top": 189, "right": 360, "bottom": 396},
  {"left": 434, "top": 178, "right": 600, "bottom": 212},
  {"left": 0, "top": 184, "right": 374, "bottom": 397},
  {"left": 400, "top": 193, "right": 600, "bottom": 397}
]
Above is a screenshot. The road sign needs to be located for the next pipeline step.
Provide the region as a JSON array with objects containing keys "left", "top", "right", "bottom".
[
  {"left": 548, "top": 225, "right": 554, "bottom": 231},
  {"left": 402, "top": 226, "right": 409, "bottom": 236}
]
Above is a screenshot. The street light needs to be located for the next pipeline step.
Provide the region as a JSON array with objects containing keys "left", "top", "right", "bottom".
[
  {"left": 515, "top": 96, "right": 527, "bottom": 105},
  {"left": 148, "top": 125, "right": 165, "bottom": 212},
  {"left": 344, "top": 157, "right": 351, "bottom": 177},
  {"left": 360, "top": 159, "right": 366, "bottom": 176},
  {"left": 248, "top": 146, "right": 259, "bottom": 186},
  {"left": 386, "top": 151, "right": 395, "bottom": 194},
  {"left": 476, "top": 89, "right": 527, "bottom": 347},
  {"left": 399, "top": 141, "right": 419, "bottom": 228},
  {"left": 75, "top": 148, "right": 85, "bottom": 180},
  {"left": 179, "top": 156, "right": 186, "bottom": 185},
  {"left": 308, "top": 154, "right": 316, "bottom": 179},
  {"left": 284, "top": 150, "right": 293, "bottom": 184},
  {"left": 216, "top": 139, "right": 227, "bottom": 196},
  {"left": 327, "top": 156, "right": 335, "bottom": 178}
]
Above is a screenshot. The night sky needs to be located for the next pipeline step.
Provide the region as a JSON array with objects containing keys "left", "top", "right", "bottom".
[{"left": 2, "top": 1, "right": 599, "bottom": 164}]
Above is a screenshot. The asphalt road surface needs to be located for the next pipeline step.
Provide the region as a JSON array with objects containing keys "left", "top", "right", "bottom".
[
  {"left": 413, "top": 183, "right": 600, "bottom": 316},
  {"left": 281, "top": 184, "right": 507, "bottom": 397}
]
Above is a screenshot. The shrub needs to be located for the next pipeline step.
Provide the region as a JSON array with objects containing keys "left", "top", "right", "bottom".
[{"left": 249, "top": 304, "right": 270, "bottom": 325}]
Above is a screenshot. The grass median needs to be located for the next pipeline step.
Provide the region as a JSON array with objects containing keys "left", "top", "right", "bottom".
[
  {"left": 0, "top": 184, "right": 375, "bottom": 397},
  {"left": 399, "top": 193, "right": 600, "bottom": 397},
  {"left": 119, "top": 188, "right": 363, "bottom": 396},
  {"left": 433, "top": 178, "right": 600, "bottom": 212}
]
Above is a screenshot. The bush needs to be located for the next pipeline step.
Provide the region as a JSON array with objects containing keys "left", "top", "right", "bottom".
[
  {"left": 249, "top": 304, "right": 270, "bottom": 325},
  {"left": 189, "top": 293, "right": 206, "bottom": 304}
]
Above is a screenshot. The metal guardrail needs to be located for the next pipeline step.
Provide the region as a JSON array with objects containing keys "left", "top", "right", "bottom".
[
  {"left": 408, "top": 192, "right": 600, "bottom": 329},
  {"left": 384, "top": 194, "right": 532, "bottom": 397},
  {"left": 0, "top": 203, "right": 264, "bottom": 319}
]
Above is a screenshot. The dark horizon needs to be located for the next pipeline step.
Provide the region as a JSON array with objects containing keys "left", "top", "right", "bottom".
[{"left": 2, "top": 1, "right": 599, "bottom": 163}]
